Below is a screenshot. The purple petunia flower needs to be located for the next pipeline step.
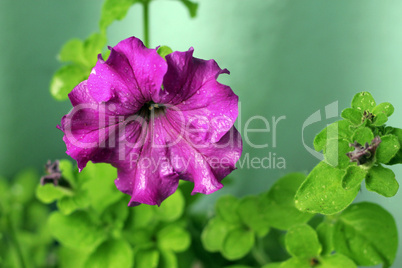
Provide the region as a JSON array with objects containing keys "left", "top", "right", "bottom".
[{"left": 58, "top": 36, "right": 242, "bottom": 206}]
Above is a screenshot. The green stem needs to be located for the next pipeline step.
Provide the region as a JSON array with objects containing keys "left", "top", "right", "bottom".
[
  {"left": 2, "top": 206, "right": 26, "bottom": 268},
  {"left": 142, "top": 0, "right": 150, "bottom": 47},
  {"left": 252, "top": 236, "right": 270, "bottom": 266}
]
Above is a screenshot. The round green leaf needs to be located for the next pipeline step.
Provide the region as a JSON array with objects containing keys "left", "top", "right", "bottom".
[
  {"left": 36, "top": 184, "right": 70, "bottom": 204},
  {"left": 58, "top": 39, "right": 86, "bottom": 65},
  {"left": 154, "top": 189, "right": 184, "bottom": 222},
  {"left": 372, "top": 112, "right": 388, "bottom": 126},
  {"left": 48, "top": 211, "right": 106, "bottom": 252},
  {"left": 341, "top": 165, "right": 367, "bottom": 190},
  {"left": 134, "top": 248, "right": 159, "bottom": 268},
  {"left": 157, "top": 46, "right": 173, "bottom": 60},
  {"left": 201, "top": 218, "right": 236, "bottom": 252},
  {"left": 262, "top": 173, "right": 313, "bottom": 230},
  {"left": 80, "top": 162, "right": 121, "bottom": 214},
  {"left": 351, "top": 127, "right": 374, "bottom": 145},
  {"left": 334, "top": 202, "right": 398, "bottom": 267},
  {"left": 222, "top": 228, "right": 254, "bottom": 260},
  {"left": 279, "top": 258, "right": 310, "bottom": 268},
  {"left": 285, "top": 224, "right": 321, "bottom": 258},
  {"left": 313, "top": 120, "right": 353, "bottom": 152},
  {"left": 319, "top": 254, "right": 357, "bottom": 268},
  {"left": 100, "top": 0, "right": 140, "bottom": 31},
  {"left": 215, "top": 195, "right": 240, "bottom": 223},
  {"left": 158, "top": 250, "right": 177, "bottom": 268},
  {"left": 295, "top": 162, "right": 359, "bottom": 215},
  {"left": 50, "top": 64, "right": 88, "bottom": 101},
  {"left": 376, "top": 135, "right": 400, "bottom": 164},
  {"left": 341, "top": 108, "right": 362, "bottom": 125},
  {"left": 237, "top": 196, "right": 269, "bottom": 236},
  {"left": 351, "top": 92, "right": 376, "bottom": 112},
  {"left": 366, "top": 165, "right": 398, "bottom": 197},
  {"left": 85, "top": 239, "right": 133, "bottom": 268},
  {"left": 316, "top": 221, "right": 335, "bottom": 256},
  {"left": 157, "top": 225, "right": 191, "bottom": 252},
  {"left": 373, "top": 102, "right": 394, "bottom": 117}
]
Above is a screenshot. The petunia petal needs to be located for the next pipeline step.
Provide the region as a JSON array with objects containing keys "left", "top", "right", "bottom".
[
  {"left": 87, "top": 36, "right": 167, "bottom": 114},
  {"left": 114, "top": 113, "right": 242, "bottom": 205},
  {"left": 161, "top": 49, "right": 238, "bottom": 143}
]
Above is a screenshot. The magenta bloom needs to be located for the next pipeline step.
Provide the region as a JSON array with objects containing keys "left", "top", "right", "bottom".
[{"left": 58, "top": 37, "right": 242, "bottom": 206}]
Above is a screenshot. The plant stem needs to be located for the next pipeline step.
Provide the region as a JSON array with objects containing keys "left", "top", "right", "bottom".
[
  {"left": 142, "top": 0, "right": 150, "bottom": 47},
  {"left": 252, "top": 237, "right": 270, "bottom": 266},
  {"left": 2, "top": 205, "right": 26, "bottom": 268}
]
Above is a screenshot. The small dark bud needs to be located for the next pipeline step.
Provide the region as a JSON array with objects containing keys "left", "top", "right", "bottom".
[
  {"left": 346, "top": 136, "right": 381, "bottom": 165},
  {"left": 40, "top": 160, "right": 62, "bottom": 186}
]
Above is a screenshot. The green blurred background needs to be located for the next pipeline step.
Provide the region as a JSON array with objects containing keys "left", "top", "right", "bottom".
[{"left": 1, "top": 0, "right": 401, "bottom": 266}]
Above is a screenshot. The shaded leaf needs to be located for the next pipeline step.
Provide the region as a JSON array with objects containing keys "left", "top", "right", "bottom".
[
  {"left": 222, "top": 228, "right": 254, "bottom": 260},
  {"left": 295, "top": 162, "right": 359, "bottom": 215},
  {"left": 366, "top": 165, "right": 398, "bottom": 197},
  {"left": 48, "top": 211, "right": 106, "bottom": 252},
  {"left": 333, "top": 202, "right": 397, "bottom": 267},
  {"left": 262, "top": 173, "right": 313, "bottom": 230},
  {"left": 285, "top": 224, "right": 321, "bottom": 258},
  {"left": 85, "top": 239, "right": 133, "bottom": 268}
]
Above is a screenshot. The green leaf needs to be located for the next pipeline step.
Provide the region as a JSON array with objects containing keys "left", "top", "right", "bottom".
[
  {"left": 314, "top": 120, "right": 353, "bottom": 152},
  {"left": 178, "top": 0, "right": 199, "bottom": 18},
  {"left": 154, "top": 188, "right": 184, "bottom": 222},
  {"left": 333, "top": 202, "right": 398, "bottom": 267},
  {"left": 100, "top": 0, "right": 139, "bottom": 31},
  {"left": 48, "top": 211, "right": 106, "bottom": 252},
  {"left": 341, "top": 165, "right": 367, "bottom": 190},
  {"left": 134, "top": 248, "right": 159, "bottom": 268},
  {"left": 58, "top": 247, "right": 88, "bottom": 268},
  {"left": 80, "top": 162, "right": 121, "bottom": 214},
  {"left": 319, "top": 254, "right": 357, "bottom": 268},
  {"left": 59, "top": 159, "right": 77, "bottom": 186},
  {"left": 351, "top": 92, "right": 376, "bottom": 112},
  {"left": 341, "top": 108, "right": 362, "bottom": 125},
  {"left": 36, "top": 184, "right": 72, "bottom": 204},
  {"left": 85, "top": 239, "right": 133, "bottom": 268},
  {"left": 316, "top": 221, "right": 335, "bottom": 256},
  {"left": 295, "top": 162, "right": 359, "bottom": 215},
  {"left": 261, "top": 263, "right": 282, "bottom": 268},
  {"left": 11, "top": 168, "right": 38, "bottom": 204},
  {"left": 351, "top": 127, "right": 373, "bottom": 145},
  {"left": 285, "top": 224, "right": 321, "bottom": 258},
  {"left": 222, "top": 228, "right": 254, "bottom": 260},
  {"left": 50, "top": 64, "right": 88, "bottom": 101},
  {"left": 372, "top": 112, "right": 388, "bottom": 126},
  {"left": 57, "top": 193, "right": 89, "bottom": 215},
  {"left": 279, "top": 258, "right": 310, "bottom": 268},
  {"left": 376, "top": 135, "right": 400, "bottom": 164},
  {"left": 157, "top": 225, "right": 191, "bottom": 252},
  {"left": 215, "top": 195, "right": 240, "bottom": 223},
  {"left": 157, "top": 46, "right": 173, "bottom": 60},
  {"left": 101, "top": 198, "right": 129, "bottom": 233},
  {"left": 130, "top": 204, "right": 156, "bottom": 229},
  {"left": 388, "top": 128, "right": 402, "bottom": 164},
  {"left": 373, "top": 102, "right": 394, "bottom": 117},
  {"left": 323, "top": 138, "right": 352, "bottom": 169},
  {"left": 366, "top": 165, "right": 398, "bottom": 197},
  {"left": 262, "top": 173, "right": 313, "bottom": 230},
  {"left": 58, "top": 39, "right": 86, "bottom": 65},
  {"left": 83, "top": 33, "right": 107, "bottom": 66},
  {"left": 158, "top": 250, "right": 177, "bottom": 268},
  {"left": 237, "top": 196, "right": 269, "bottom": 236},
  {"left": 201, "top": 218, "right": 236, "bottom": 252}
]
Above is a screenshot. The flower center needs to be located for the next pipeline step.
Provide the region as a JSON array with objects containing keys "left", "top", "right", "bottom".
[{"left": 138, "top": 101, "right": 166, "bottom": 120}]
